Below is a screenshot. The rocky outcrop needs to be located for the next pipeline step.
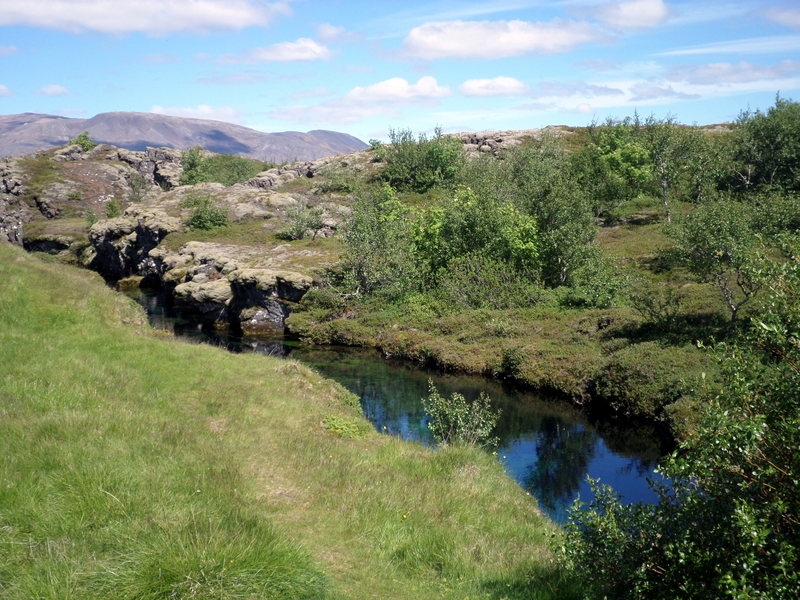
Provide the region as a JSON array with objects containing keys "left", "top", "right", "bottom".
[
  {"left": 1, "top": 159, "right": 32, "bottom": 245},
  {"left": 154, "top": 243, "right": 313, "bottom": 332},
  {"left": 86, "top": 207, "right": 182, "bottom": 280},
  {"left": 0, "top": 204, "right": 24, "bottom": 245}
]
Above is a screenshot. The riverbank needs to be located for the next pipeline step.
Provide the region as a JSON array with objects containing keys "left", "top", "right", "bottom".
[{"left": 0, "top": 243, "right": 575, "bottom": 599}]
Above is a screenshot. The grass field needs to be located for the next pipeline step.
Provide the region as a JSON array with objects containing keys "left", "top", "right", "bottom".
[{"left": 0, "top": 243, "right": 574, "bottom": 599}]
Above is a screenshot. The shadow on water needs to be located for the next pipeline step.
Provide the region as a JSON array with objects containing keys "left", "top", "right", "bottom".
[{"left": 129, "top": 288, "right": 665, "bottom": 523}]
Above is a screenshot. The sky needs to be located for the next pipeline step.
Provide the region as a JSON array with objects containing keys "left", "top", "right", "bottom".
[{"left": 1, "top": 0, "right": 799, "bottom": 143}]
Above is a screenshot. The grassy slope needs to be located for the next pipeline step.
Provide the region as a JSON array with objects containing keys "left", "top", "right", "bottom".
[{"left": 0, "top": 244, "right": 570, "bottom": 599}]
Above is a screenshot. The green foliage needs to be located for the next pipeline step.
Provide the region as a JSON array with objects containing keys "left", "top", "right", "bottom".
[
  {"left": 68, "top": 131, "right": 96, "bottom": 151},
  {"left": 505, "top": 136, "right": 598, "bottom": 287},
  {"left": 279, "top": 201, "right": 326, "bottom": 240},
  {"left": 85, "top": 210, "right": 99, "bottom": 229},
  {"left": 340, "top": 183, "right": 416, "bottom": 297},
  {"left": 586, "top": 115, "right": 652, "bottom": 197},
  {"left": 410, "top": 185, "right": 540, "bottom": 288},
  {"left": 437, "top": 252, "right": 540, "bottom": 310},
  {"left": 421, "top": 380, "right": 500, "bottom": 448},
  {"left": 180, "top": 146, "right": 275, "bottom": 186},
  {"left": 732, "top": 95, "right": 800, "bottom": 192},
  {"left": 564, "top": 240, "right": 800, "bottom": 599},
  {"left": 628, "top": 281, "right": 687, "bottom": 330},
  {"left": 127, "top": 171, "right": 150, "bottom": 202},
  {"left": 105, "top": 198, "right": 123, "bottom": 218},
  {"left": 322, "top": 415, "right": 370, "bottom": 439},
  {"left": 378, "top": 128, "right": 465, "bottom": 192},
  {"left": 669, "top": 199, "right": 761, "bottom": 322},
  {"left": 184, "top": 196, "right": 230, "bottom": 230}
]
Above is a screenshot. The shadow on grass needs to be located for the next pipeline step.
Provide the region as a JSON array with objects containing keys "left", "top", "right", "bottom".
[
  {"left": 604, "top": 311, "right": 732, "bottom": 347},
  {"left": 480, "top": 564, "right": 583, "bottom": 600}
]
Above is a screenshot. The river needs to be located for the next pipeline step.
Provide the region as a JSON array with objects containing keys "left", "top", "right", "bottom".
[{"left": 134, "top": 289, "right": 666, "bottom": 523}]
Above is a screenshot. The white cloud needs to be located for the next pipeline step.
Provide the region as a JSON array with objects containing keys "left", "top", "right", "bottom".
[
  {"left": 150, "top": 104, "right": 242, "bottom": 123},
  {"left": 670, "top": 60, "right": 800, "bottom": 85},
  {"left": 594, "top": 0, "right": 669, "bottom": 30},
  {"left": 658, "top": 35, "right": 800, "bottom": 56},
  {"left": 404, "top": 19, "right": 603, "bottom": 59},
  {"left": 763, "top": 7, "right": 800, "bottom": 29},
  {"left": 0, "top": 84, "right": 11, "bottom": 96},
  {"left": 269, "top": 76, "right": 451, "bottom": 128},
  {"left": 0, "top": 1, "right": 293, "bottom": 34},
  {"left": 41, "top": 84, "right": 70, "bottom": 96},
  {"left": 223, "top": 38, "right": 332, "bottom": 63},
  {"left": 0, "top": 45, "right": 18, "bottom": 57},
  {"left": 346, "top": 76, "right": 451, "bottom": 102},
  {"left": 460, "top": 76, "right": 529, "bottom": 96},
  {"left": 317, "top": 23, "right": 346, "bottom": 42}
]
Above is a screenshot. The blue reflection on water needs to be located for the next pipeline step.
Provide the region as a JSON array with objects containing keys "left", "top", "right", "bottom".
[
  {"left": 296, "top": 346, "right": 664, "bottom": 524},
  {"left": 130, "top": 289, "right": 666, "bottom": 524}
]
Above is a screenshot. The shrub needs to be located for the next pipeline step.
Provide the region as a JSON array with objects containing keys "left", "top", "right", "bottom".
[
  {"left": 180, "top": 146, "right": 276, "bottom": 186},
  {"left": 421, "top": 380, "right": 500, "bottom": 448},
  {"left": 185, "top": 197, "right": 230, "bottom": 230},
  {"left": 69, "top": 131, "right": 96, "bottom": 151},
  {"left": 379, "top": 128, "right": 464, "bottom": 193},
  {"left": 127, "top": 172, "right": 150, "bottom": 203},
  {"left": 279, "top": 201, "right": 325, "bottom": 240},
  {"left": 105, "top": 198, "right": 123, "bottom": 218}
]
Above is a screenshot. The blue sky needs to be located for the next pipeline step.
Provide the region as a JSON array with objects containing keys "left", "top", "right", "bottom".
[{"left": 1, "top": 0, "right": 799, "bottom": 142}]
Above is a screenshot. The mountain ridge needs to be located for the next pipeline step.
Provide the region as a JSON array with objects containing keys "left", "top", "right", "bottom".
[{"left": 0, "top": 111, "right": 368, "bottom": 161}]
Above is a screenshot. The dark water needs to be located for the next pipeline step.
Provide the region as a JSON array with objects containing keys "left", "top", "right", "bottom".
[{"left": 132, "top": 290, "right": 665, "bottom": 523}]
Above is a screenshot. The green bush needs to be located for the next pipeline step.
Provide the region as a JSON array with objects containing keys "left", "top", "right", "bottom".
[
  {"left": 278, "top": 201, "right": 325, "bottom": 240},
  {"left": 421, "top": 380, "right": 500, "bottom": 448},
  {"left": 565, "top": 245, "right": 800, "bottom": 599},
  {"left": 105, "top": 198, "right": 123, "bottom": 218},
  {"left": 378, "top": 128, "right": 464, "bottom": 193},
  {"left": 180, "top": 146, "right": 276, "bottom": 186},
  {"left": 69, "top": 131, "right": 96, "bottom": 151},
  {"left": 185, "top": 197, "right": 230, "bottom": 230}
]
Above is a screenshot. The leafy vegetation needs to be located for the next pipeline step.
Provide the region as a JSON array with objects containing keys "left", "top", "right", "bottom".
[
  {"left": 422, "top": 380, "right": 501, "bottom": 448},
  {"left": 181, "top": 194, "right": 231, "bottom": 230},
  {"left": 179, "top": 146, "right": 277, "bottom": 186},
  {"left": 68, "top": 130, "right": 97, "bottom": 151},
  {"left": 564, "top": 238, "right": 800, "bottom": 598}
]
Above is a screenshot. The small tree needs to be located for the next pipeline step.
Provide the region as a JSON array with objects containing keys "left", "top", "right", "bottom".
[
  {"left": 732, "top": 95, "right": 800, "bottom": 192},
  {"left": 69, "top": 131, "right": 96, "bottom": 151},
  {"left": 670, "top": 199, "right": 761, "bottom": 323},
  {"left": 422, "top": 380, "right": 500, "bottom": 448},
  {"left": 279, "top": 201, "right": 326, "bottom": 240},
  {"left": 379, "top": 127, "right": 464, "bottom": 193}
]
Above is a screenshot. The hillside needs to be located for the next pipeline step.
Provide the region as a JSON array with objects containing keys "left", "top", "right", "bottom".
[{"left": 0, "top": 111, "right": 368, "bottom": 161}]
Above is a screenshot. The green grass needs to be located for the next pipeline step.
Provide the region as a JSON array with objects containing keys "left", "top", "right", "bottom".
[{"left": 0, "top": 244, "right": 572, "bottom": 599}]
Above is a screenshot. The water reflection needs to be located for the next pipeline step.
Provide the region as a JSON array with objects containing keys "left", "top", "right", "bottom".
[
  {"left": 128, "top": 289, "right": 663, "bottom": 523},
  {"left": 288, "top": 346, "right": 662, "bottom": 523}
]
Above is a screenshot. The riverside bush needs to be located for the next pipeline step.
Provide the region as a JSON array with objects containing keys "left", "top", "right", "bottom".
[{"left": 422, "top": 380, "right": 500, "bottom": 448}]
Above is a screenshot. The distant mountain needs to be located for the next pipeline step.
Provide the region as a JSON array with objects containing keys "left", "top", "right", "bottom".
[{"left": 0, "top": 111, "right": 368, "bottom": 161}]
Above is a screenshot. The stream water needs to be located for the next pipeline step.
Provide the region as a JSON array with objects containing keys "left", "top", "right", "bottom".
[{"left": 134, "top": 290, "right": 666, "bottom": 523}]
